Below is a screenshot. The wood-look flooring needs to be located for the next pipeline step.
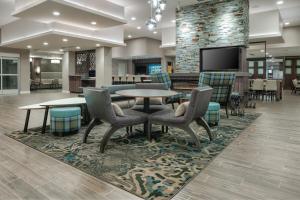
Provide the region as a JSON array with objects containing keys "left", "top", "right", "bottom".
[{"left": 0, "top": 91, "right": 300, "bottom": 200}]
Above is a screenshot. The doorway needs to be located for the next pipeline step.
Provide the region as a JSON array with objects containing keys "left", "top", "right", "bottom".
[{"left": 0, "top": 57, "right": 19, "bottom": 95}]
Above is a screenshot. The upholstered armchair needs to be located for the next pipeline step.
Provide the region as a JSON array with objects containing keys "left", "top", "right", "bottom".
[
  {"left": 83, "top": 89, "right": 148, "bottom": 153},
  {"left": 148, "top": 86, "right": 213, "bottom": 149},
  {"left": 198, "top": 72, "right": 236, "bottom": 118},
  {"left": 151, "top": 72, "right": 186, "bottom": 109}
]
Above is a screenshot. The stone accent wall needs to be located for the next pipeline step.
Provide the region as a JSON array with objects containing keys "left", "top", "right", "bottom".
[{"left": 176, "top": 0, "right": 249, "bottom": 73}]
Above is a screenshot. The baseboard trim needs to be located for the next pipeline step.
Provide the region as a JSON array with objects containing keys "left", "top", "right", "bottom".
[
  {"left": 20, "top": 91, "right": 31, "bottom": 94},
  {"left": 62, "top": 90, "right": 70, "bottom": 94}
]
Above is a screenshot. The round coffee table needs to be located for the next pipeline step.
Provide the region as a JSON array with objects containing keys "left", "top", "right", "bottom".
[{"left": 116, "top": 89, "right": 178, "bottom": 113}]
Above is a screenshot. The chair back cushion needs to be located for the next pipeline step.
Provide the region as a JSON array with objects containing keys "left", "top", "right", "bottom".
[
  {"left": 198, "top": 72, "right": 236, "bottom": 104},
  {"left": 265, "top": 80, "right": 277, "bottom": 91},
  {"left": 151, "top": 72, "right": 172, "bottom": 89},
  {"left": 136, "top": 83, "right": 168, "bottom": 90},
  {"left": 84, "top": 89, "right": 117, "bottom": 124},
  {"left": 185, "top": 86, "right": 213, "bottom": 121},
  {"left": 252, "top": 79, "right": 265, "bottom": 91}
]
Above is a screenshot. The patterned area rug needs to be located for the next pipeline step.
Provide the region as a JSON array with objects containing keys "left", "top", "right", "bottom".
[{"left": 6, "top": 113, "right": 260, "bottom": 200}]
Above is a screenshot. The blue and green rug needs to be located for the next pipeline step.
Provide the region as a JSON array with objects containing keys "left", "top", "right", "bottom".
[{"left": 6, "top": 113, "right": 259, "bottom": 200}]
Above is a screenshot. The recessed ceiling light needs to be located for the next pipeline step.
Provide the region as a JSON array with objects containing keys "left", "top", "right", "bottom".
[
  {"left": 59, "top": 49, "right": 64, "bottom": 52},
  {"left": 96, "top": 44, "right": 101, "bottom": 47},
  {"left": 171, "top": 20, "right": 176, "bottom": 23},
  {"left": 276, "top": 1, "right": 284, "bottom": 5},
  {"left": 52, "top": 11, "right": 60, "bottom": 16},
  {"left": 137, "top": 26, "right": 141, "bottom": 30},
  {"left": 285, "top": 22, "right": 290, "bottom": 25},
  {"left": 128, "top": 35, "right": 132, "bottom": 38},
  {"left": 260, "top": 49, "right": 265, "bottom": 53},
  {"left": 43, "top": 42, "right": 48, "bottom": 46},
  {"left": 266, "top": 52, "right": 269, "bottom": 55},
  {"left": 62, "top": 38, "right": 68, "bottom": 42},
  {"left": 153, "top": 31, "right": 158, "bottom": 34},
  {"left": 91, "top": 21, "right": 97, "bottom": 25},
  {"left": 131, "top": 17, "right": 136, "bottom": 21},
  {"left": 26, "top": 45, "right": 32, "bottom": 49},
  {"left": 76, "top": 46, "right": 81, "bottom": 50}
]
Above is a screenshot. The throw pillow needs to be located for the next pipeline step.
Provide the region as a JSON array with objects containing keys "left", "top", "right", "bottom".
[
  {"left": 175, "top": 102, "right": 190, "bottom": 117},
  {"left": 112, "top": 103, "right": 125, "bottom": 117}
]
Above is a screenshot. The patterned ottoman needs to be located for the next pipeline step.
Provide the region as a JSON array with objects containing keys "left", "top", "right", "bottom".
[
  {"left": 50, "top": 107, "right": 81, "bottom": 136},
  {"left": 204, "top": 102, "right": 221, "bottom": 126}
]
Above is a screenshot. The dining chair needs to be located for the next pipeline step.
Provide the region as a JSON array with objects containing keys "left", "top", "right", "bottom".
[
  {"left": 251, "top": 79, "right": 265, "bottom": 100},
  {"left": 292, "top": 79, "right": 300, "bottom": 94},
  {"left": 265, "top": 80, "right": 277, "bottom": 101},
  {"left": 83, "top": 89, "right": 148, "bottom": 153},
  {"left": 148, "top": 86, "right": 213, "bottom": 149},
  {"left": 134, "top": 75, "right": 142, "bottom": 83}
]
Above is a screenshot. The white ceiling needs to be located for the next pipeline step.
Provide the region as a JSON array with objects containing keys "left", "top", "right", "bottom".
[
  {"left": 1, "top": 0, "right": 300, "bottom": 57},
  {"left": 250, "top": 0, "right": 300, "bottom": 26}
]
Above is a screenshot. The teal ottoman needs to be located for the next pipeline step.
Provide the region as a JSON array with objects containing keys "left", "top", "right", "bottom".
[
  {"left": 50, "top": 107, "right": 81, "bottom": 136},
  {"left": 205, "top": 102, "right": 221, "bottom": 126}
]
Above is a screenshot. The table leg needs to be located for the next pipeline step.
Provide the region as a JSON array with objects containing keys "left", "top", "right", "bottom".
[
  {"left": 42, "top": 106, "right": 49, "bottom": 134},
  {"left": 143, "top": 97, "right": 150, "bottom": 135},
  {"left": 24, "top": 110, "right": 31, "bottom": 133},
  {"left": 143, "top": 97, "right": 150, "bottom": 113}
]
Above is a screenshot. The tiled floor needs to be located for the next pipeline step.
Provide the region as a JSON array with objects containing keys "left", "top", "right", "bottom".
[{"left": 0, "top": 91, "right": 300, "bottom": 200}]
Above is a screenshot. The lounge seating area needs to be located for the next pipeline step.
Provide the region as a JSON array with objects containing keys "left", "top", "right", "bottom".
[{"left": 1, "top": 0, "right": 300, "bottom": 199}]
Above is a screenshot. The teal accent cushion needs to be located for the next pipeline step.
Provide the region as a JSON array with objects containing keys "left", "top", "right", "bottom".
[
  {"left": 208, "top": 102, "right": 221, "bottom": 111},
  {"left": 50, "top": 107, "right": 81, "bottom": 118}
]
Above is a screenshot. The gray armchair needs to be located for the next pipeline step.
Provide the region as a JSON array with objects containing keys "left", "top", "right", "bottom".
[
  {"left": 148, "top": 86, "right": 213, "bottom": 148},
  {"left": 83, "top": 89, "right": 148, "bottom": 153}
]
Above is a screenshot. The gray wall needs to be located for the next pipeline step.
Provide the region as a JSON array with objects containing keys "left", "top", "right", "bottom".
[{"left": 176, "top": 0, "right": 249, "bottom": 73}]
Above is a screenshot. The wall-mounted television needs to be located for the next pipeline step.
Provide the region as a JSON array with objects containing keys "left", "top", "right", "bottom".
[{"left": 200, "top": 46, "right": 242, "bottom": 72}]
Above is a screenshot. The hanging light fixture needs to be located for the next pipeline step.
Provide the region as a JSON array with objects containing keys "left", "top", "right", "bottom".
[
  {"left": 146, "top": 0, "right": 157, "bottom": 30},
  {"left": 146, "top": 18, "right": 157, "bottom": 30},
  {"left": 155, "top": 8, "right": 162, "bottom": 22},
  {"left": 146, "top": 0, "right": 166, "bottom": 30},
  {"left": 152, "top": 0, "right": 159, "bottom": 8},
  {"left": 160, "top": 0, "right": 167, "bottom": 10}
]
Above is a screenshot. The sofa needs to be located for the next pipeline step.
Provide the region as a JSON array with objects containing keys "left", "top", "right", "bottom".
[{"left": 79, "top": 84, "right": 136, "bottom": 102}]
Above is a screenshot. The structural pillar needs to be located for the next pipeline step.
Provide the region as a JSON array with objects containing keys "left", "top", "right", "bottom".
[
  {"left": 20, "top": 50, "right": 31, "bottom": 94},
  {"left": 62, "top": 51, "right": 75, "bottom": 93},
  {"left": 96, "top": 47, "right": 112, "bottom": 87}
]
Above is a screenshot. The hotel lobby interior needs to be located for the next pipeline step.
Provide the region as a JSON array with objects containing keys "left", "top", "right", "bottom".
[{"left": 1, "top": 0, "right": 300, "bottom": 199}]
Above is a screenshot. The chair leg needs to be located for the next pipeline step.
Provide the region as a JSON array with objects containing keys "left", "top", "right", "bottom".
[
  {"left": 182, "top": 126, "right": 201, "bottom": 149},
  {"left": 196, "top": 117, "right": 213, "bottom": 141},
  {"left": 100, "top": 126, "right": 119, "bottom": 153},
  {"left": 147, "top": 121, "right": 152, "bottom": 141},
  {"left": 83, "top": 118, "right": 100, "bottom": 143},
  {"left": 171, "top": 103, "right": 175, "bottom": 110},
  {"left": 225, "top": 106, "right": 229, "bottom": 118}
]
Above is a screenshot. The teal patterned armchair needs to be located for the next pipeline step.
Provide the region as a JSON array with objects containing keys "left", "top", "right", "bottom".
[
  {"left": 151, "top": 72, "right": 186, "bottom": 109},
  {"left": 198, "top": 72, "right": 236, "bottom": 118}
]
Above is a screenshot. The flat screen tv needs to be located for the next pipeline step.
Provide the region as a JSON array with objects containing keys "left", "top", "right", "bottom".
[{"left": 200, "top": 46, "right": 241, "bottom": 71}]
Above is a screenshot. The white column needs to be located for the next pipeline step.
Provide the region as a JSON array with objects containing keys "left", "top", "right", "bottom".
[
  {"left": 20, "top": 50, "right": 31, "bottom": 94},
  {"left": 62, "top": 51, "right": 75, "bottom": 93},
  {"left": 96, "top": 47, "right": 112, "bottom": 87}
]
